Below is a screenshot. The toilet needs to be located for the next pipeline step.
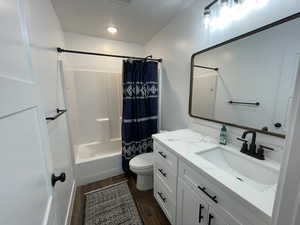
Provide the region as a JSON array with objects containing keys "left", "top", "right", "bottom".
[{"left": 129, "top": 152, "right": 153, "bottom": 191}]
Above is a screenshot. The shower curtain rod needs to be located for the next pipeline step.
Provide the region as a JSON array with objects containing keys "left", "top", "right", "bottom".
[{"left": 57, "top": 47, "right": 163, "bottom": 63}]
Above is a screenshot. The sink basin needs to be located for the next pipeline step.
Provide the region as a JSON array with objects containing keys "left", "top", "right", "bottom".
[{"left": 195, "top": 146, "right": 279, "bottom": 192}]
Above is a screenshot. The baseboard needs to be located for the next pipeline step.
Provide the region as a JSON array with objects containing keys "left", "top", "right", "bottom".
[
  {"left": 77, "top": 167, "right": 123, "bottom": 186},
  {"left": 64, "top": 180, "right": 77, "bottom": 225}
]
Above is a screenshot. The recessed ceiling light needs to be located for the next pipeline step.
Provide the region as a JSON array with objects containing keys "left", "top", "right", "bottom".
[{"left": 107, "top": 26, "right": 118, "bottom": 34}]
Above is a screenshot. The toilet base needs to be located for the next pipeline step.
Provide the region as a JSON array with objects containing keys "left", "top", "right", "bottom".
[{"left": 136, "top": 174, "right": 153, "bottom": 191}]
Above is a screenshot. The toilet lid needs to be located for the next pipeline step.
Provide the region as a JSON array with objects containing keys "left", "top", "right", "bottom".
[{"left": 129, "top": 153, "right": 153, "bottom": 170}]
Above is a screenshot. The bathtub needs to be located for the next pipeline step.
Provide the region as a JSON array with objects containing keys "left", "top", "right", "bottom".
[
  {"left": 76, "top": 140, "right": 121, "bottom": 163},
  {"left": 74, "top": 140, "right": 123, "bottom": 185}
]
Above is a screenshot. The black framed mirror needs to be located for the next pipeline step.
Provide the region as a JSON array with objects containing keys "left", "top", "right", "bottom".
[{"left": 189, "top": 13, "right": 300, "bottom": 138}]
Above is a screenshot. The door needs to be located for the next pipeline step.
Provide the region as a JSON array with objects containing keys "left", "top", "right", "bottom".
[
  {"left": 192, "top": 68, "right": 217, "bottom": 118},
  {"left": 272, "top": 53, "right": 300, "bottom": 134},
  {"left": 177, "top": 179, "right": 209, "bottom": 225},
  {"left": 0, "top": 0, "right": 55, "bottom": 225},
  {"left": 272, "top": 55, "right": 300, "bottom": 225}
]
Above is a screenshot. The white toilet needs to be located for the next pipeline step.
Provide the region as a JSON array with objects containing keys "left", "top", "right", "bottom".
[{"left": 129, "top": 152, "right": 153, "bottom": 191}]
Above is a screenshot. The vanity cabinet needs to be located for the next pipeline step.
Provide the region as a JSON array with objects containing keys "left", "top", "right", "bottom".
[
  {"left": 153, "top": 136, "right": 270, "bottom": 225},
  {"left": 153, "top": 140, "right": 242, "bottom": 225},
  {"left": 153, "top": 141, "right": 178, "bottom": 225}
]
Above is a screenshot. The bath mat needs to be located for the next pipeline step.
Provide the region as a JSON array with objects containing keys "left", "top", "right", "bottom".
[{"left": 83, "top": 181, "right": 143, "bottom": 225}]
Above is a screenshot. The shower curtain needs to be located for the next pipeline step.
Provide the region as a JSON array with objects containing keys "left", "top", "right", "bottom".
[{"left": 122, "top": 60, "right": 159, "bottom": 173}]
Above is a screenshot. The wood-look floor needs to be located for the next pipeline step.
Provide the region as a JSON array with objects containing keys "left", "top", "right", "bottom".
[{"left": 71, "top": 174, "right": 171, "bottom": 225}]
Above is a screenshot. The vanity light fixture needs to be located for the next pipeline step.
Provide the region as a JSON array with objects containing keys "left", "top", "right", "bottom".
[
  {"left": 219, "top": 0, "right": 232, "bottom": 21},
  {"left": 107, "top": 26, "right": 118, "bottom": 34},
  {"left": 233, "top": 0, "right": 243, "bottom": 4},
  {"left": 203, "top": 0, "right": 218, "bottom": 15},
  {"left": 203, "top": 0, "right": 269, "bottom": 29},
  {"left": 204, "top": 8, "right": 211, "bottom": 17}
]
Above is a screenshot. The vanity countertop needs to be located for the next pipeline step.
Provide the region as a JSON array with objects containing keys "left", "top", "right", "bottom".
[{"left": 153, "top": 129, "right": 280, "bottom": 222}]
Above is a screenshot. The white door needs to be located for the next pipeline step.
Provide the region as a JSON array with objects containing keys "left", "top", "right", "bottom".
[
  {"left": 272, "top": 56, "right": 300, "bottom": 225},
  {"left": 177, "top": 179, "right": 209, "bottom": 225},
  {"left": 192, "top": 69, "right": 217, "bottom": 118},
  {"left": 0, "top": 1, "right": 55, "bottom": 225}
]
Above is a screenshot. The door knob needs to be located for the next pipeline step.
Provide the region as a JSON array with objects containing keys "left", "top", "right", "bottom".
[{"left": 52, "top": 172, "right": 66, "bottom": 187}]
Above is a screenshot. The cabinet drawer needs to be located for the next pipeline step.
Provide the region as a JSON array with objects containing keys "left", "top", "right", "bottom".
[
  {"left": 154, "top": 141, "right": 178, "bottom": 172},
  {"left": 154, "top": 160, "right": 177, "bottom": 199},
  {"left": 179, "top": 160, "right": 221, "bottom": 205},
  {"left": 154, "top": 174, "right": 176, "bottom": 225}
]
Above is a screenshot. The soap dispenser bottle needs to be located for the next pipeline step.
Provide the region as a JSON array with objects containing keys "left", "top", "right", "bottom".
[{"left": 219, "top": 125, "right": 227, "bottom": 145}]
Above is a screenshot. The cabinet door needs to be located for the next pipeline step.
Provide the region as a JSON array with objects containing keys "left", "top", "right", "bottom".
[
  {"left": 177, "top": 179, "right": 208, "bottom": 225},
  {"left": 207, "top": 207, "right": 241, "bottom": 225}
]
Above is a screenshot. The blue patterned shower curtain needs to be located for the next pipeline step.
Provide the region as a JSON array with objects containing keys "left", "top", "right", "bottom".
[{"left": 122, "top": 60, "right": 159, "bottom": 173}]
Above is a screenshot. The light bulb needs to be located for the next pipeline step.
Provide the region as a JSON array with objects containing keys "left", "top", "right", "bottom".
[
  {"left": 107, "top": 26, "right": 118, "bottom": 34},
  {"left": 233, "top": 0, "right": 243, "bottom": 5},
  {"left": 256, "top": 0, "right": 270, "bottom": 8},
  {"left": 220, "top": 0, "right": 230, "bottom": 7},
  {"left": 203, "top": 8, "right": 211, "bottom": 28}
]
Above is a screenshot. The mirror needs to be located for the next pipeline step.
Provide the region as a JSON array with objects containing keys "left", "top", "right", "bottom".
[{"left": 189, "top": 15, "right": 300, "bottom": 138}]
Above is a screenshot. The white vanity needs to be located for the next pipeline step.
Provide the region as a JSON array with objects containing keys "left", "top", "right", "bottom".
[{"left": 153, "top": 129, "right": 279, "bottom": 225}]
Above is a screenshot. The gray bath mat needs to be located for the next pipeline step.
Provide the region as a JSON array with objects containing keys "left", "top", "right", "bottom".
[{"left": 83, "top": 181, "right": 143, "bottom": 225}]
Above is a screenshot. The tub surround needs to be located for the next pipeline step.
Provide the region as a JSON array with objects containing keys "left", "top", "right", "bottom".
[{"left": 153, "top": 129, "right": 280, "bottom": 225}]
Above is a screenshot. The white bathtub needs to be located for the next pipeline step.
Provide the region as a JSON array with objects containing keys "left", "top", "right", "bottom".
[
  {"left": 74, "top": 140, "right": 123, "bottom": 185},
  {"left": 76, "top": 140, "right": 121, "bottom": 163}
]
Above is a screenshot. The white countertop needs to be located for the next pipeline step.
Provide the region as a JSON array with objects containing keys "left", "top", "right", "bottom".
[{"left": 153, "top": 129, "right": 280, "bottom": 222}]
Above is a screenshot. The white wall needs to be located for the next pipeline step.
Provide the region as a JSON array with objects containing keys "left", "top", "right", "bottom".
[
  {"left": 63, "top": 32, "right": 145, "bottom": 146},
  {"left": 64, "top": 32, "right": 146, "bottom": 72},
  {"left": 24, "top": 0, "right": 75, "bottom": 224},
  {"left": 146, "top": 0, "right": 300, "bottom": 161}
]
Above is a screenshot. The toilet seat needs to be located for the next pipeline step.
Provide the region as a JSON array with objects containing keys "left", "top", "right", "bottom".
[{"left": 129, "top": 152, "right": 153, "bottom": 170}]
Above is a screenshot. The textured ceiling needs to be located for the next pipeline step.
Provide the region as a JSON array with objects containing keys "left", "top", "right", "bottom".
[{"left": 51, "top": 0, "right": 195, "bottom": 44}]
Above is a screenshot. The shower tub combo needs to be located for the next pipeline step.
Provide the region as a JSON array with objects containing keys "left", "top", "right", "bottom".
[
  {"left": 62, "top": 63, "right": 161, "bottom": 185},
  {"left": 63, "top": 68, "right": 124, "bottom": 185}
]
